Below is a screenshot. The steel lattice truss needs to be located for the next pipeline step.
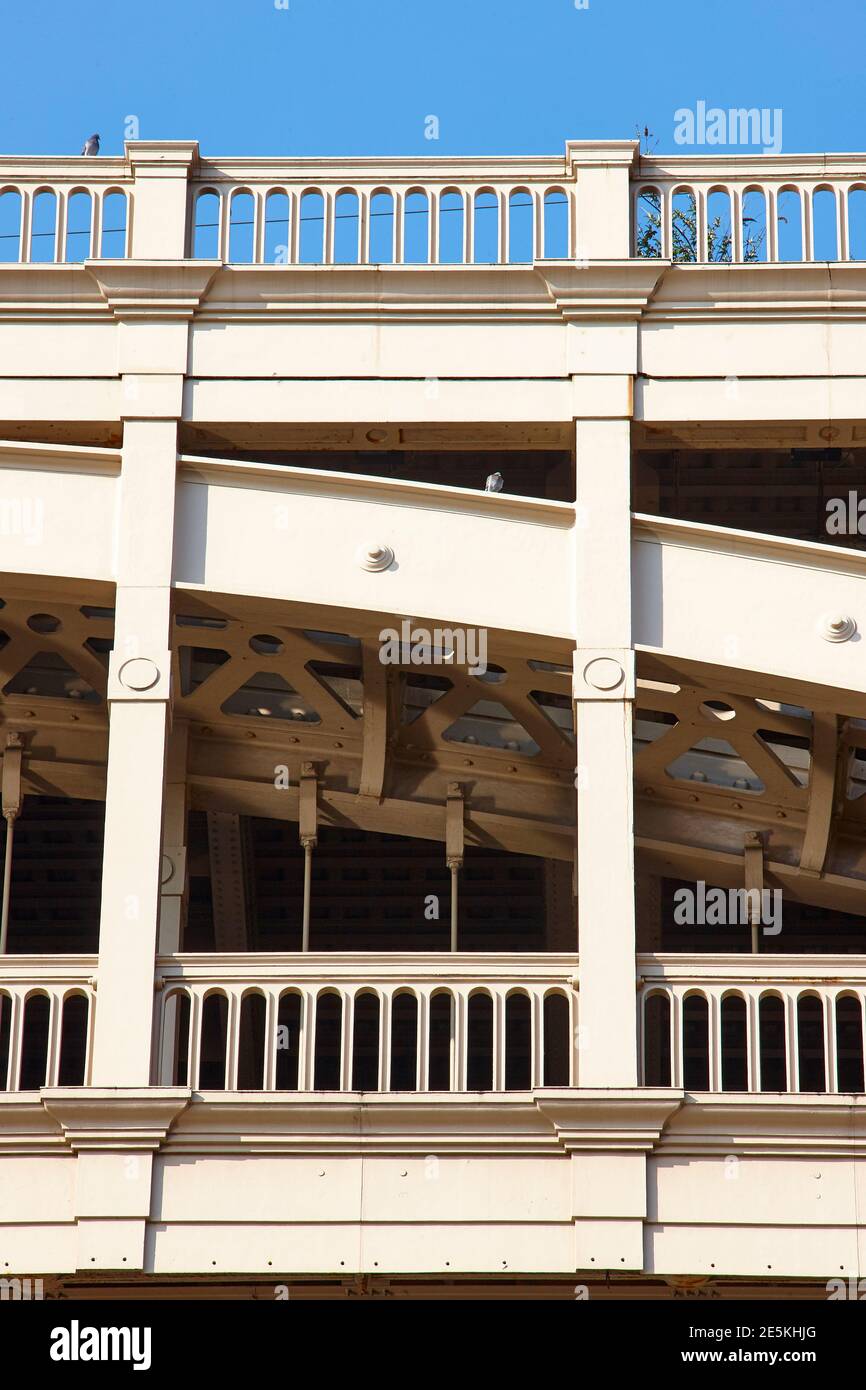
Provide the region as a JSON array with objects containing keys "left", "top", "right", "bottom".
[{"left": 0, "top": 586, "right": 864, "bottom": 909}]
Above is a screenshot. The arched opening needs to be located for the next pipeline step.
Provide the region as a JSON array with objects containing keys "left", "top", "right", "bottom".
[
  {"left": 812, "top": 186, "right": 838, "bottom": 260},
  {"left": 64, "top": 190, "right": 92, "bottom": 262},
  {"left": 635, "top": 186, "right": 661, "bottom": 258},
  {"left": 0, "top": 188, "right": 21, "bottom": 262},
  {"left": 237, "top": 991, "right": 266, "bottom": 1088},
  {"left": 835, "top": 995, "right": 864, "bottom": 1092},
  {"left": 228, "top": 190, "right": 254, "bottom": 263},
  {"left": 777, "top": 187, "right": 803, "bottom": 261},
  {"left": 758, "top": 994, "right": 786, "bottom": 1091},
  {"left": 100, "top": 190, "right": 127, "bottom": 258},
  {"left": 682, "top": 993, "right": 710, "bottom": 1089},
  {"left": 264, "top": 190, "right": 290, "bottom": 263},
  {"left": 473, "top": 189, "right": 498, "bottom": 263},
  {"left": 58, "top": 993, "right": 89, "bottom": 1085},
  {"left": 847, "top": 186, "right": 866, "bottom": 261},
  {"left": 543, "top": 992, "right": 570, "bottom": 1086},
  {"left": 193, "top": 191, "right": 220, "bottom": 258},
  {"left": 706, "top": 188, "right": 732, "bottom": 261},
  {"left": 351, "top": 991, "right": 380, "bottom": 1090},
  {"left": 165, "top": 991, "right": 191, "bottom": 1087},
  {"left": 0, "top": 994, "right": 10, "bottom": 1088},
  {"left": 403, "top": 190, "right": 429, "bottom": 264},
  {"left": 438, "top": 188, "right": 464, "bottom": 264},
  {"left": 389, "top": 992, "right": 418, "bottom": 1091},
  {"left": 369, "top": 190, "right": 394, "bottom": 264},
  {"left": 276, "top": 992, "right": 301, "bottom": 1089},
  {"left": 543, "top": 188, "right": 569, "bottom": 258},
  {"left": 797, "top": 994, "right": 826, "bottom": 1092},
  {"left": 199, "top": 992, "right": 228, "bottom": 1089},
  {"left": 428, "top": 991, "right": 452, "bottom": 1091},
  {"left": 720, "top": 994, "right": 748, "bottom": 1091},
  {"left": 313, "top": 992, "right": 342, "bottom": 1089},
  {"left": 466, "top": 992, "right": 493, "bottom": 1089},
  {"left": 508, "top": 188, "right": 533, "bottom": 262},
  {"left": 30, "top": 190, "right": 57, "bottom": 263},
  {"left": 671, "top": 187, "right": 697, "bottom": 262},
  {"left": 504, "top": 991, "right": 531, "bottom": 1090},
  {"left": 741, "top": 187, "right": 767, "bottom": 261},
  {"left": 334, "top": 190, "right": 359, "bottom": 264},
  {"left": 20, "top": 993, "right": 50, "bottom": 1089},
  {"left": 299, "top": 189, "right": 324, "bottom": 264},
  {"left": 643, "top": 992, "right": 671, "bottom": 1085}
]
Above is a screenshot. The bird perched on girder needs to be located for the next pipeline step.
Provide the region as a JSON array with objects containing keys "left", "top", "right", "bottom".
[
  {"left": 485, "top": 471, "right": 504, "bottom": 493},
  {"left": 80, "top": 134, "right": 100, "bottom": 156}
]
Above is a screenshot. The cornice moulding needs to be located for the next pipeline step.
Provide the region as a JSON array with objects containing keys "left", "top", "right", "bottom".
[
  {"left": 196, "top": 261, "right": 667, "bottom": 324},
  {"left": 647, "top": 261, "right": 866, "bottom": 320},
  {"left": 41, "top": 1088, "right": 191, "bottom": 1151},
  {"left": 635, "top": 152, "right": 866, "bottom": 181},
  {"left": 86, "top": 259, "right": 222, "bottom": 319},
  {"left": 659, "top": 1094, "right": 866, "bottom": 1158}
]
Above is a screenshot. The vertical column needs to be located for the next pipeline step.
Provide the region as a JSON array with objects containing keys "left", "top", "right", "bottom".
[
  {"left": 573, "top": 418, "right": 637, "bottom": 1087},
  {"left": 91, "top": 419, "right": 177, "bottom": 1086},
  {"left": 571, "top": 153, "right": 634, "bottom": 260},
  {"left": 125, "top": 141, "right": 200, "bottom": 258},
  {"left": 159, "top": 724, "right": 189, "bottom": 953}
]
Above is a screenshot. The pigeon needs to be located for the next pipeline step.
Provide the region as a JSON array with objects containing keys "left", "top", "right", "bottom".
[
  {"left": 81, "top": 134, "right": 100, "bottom": 156},
  {"left": 484, "top": 471, "right": 504, "bottom": 493}
]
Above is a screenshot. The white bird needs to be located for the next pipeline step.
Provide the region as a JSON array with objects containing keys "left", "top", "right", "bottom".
[
  {"left": 81, "top": 134, "right": 100, "bottom": 156},
  {"left": 484, "top": 471, "right": 504, "bottom": 492}
]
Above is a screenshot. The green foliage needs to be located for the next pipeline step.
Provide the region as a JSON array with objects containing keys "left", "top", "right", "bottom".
[{"left": 635, "top": 190, "right": 766, "bottom": 263}]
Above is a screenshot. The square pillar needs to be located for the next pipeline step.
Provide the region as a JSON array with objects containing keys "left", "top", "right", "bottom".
[
  {"left": 125, "top": 141, "right": 199, "bottom": 259},
  {"left": 91, "top": 420, "right": 177, "bottom": 1087},
  {"left": 573, "top": 419, "right": 637, "bottom": 1087},
  {"left": 159, "top": 724, "right": 190, "bottom": 954}
]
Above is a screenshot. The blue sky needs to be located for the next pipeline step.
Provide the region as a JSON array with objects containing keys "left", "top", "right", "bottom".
[{"left": 2, "top": 0, "right": 864, "bottom": 157}]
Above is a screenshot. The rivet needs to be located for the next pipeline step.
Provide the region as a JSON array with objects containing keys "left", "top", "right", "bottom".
[
  {"left": 357, "top": 541, "right": 395, "bottom": 572},
  {"left": 819, "top": 613, "right": 857, "bottom": 643},
  {"left": 777, "top": 811, "right": 787, "bottom": 819}
]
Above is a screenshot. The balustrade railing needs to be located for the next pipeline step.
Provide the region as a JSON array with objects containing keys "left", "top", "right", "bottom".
[
  {"left": 187, "top": 166, "right": 574, "bottom": 265},
  {"left": 639, "top": 954, "right": 866, "bottom": 1093},
  {"left": 633, "top": 156, "right": 866, "bottom": 263},
  {"left": 0, "top": 160, "right": 131, "bottom": 264},
  {"left": 0, "top": 957, "right": 95, "bottom": 1089},
  {"left": 4, "top": 145, "right": 866, "bottom": 268},
  {"left": 154, "top": 952, "right": 578, "bottom": 1093}
]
